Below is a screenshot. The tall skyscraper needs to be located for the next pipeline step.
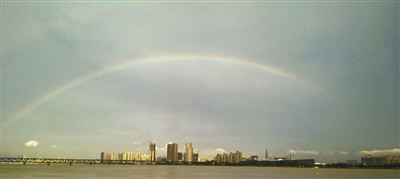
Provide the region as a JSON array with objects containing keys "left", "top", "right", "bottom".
[
  {"left": 167, "top": 142, "right": 178, "bottom": 162},
  {"left": 185, "top": 142, "right": 193, "bottom": 163},
  {"left": 149, "top": 142, "right": 156, "bottom": 162},
  {"left": 235, "top": 151, "right": 242, "bottom": 163},
  {"left": 100, "top": 152, "right": 106, "bottom": 163},
  {"left": 265, "top": 149, "right": 269, "bottom": 160}
]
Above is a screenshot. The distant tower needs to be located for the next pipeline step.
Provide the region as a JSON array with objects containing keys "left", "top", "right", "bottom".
[
  {"left": 265, "top": 149, "right": 269, "bottom": 160},
  {"left": 185, "top": 143, "right": 193, "bottom": 163},
  {"left": 167, "top": 142, "right": 178, "bottom": 162},
  {"left": 149, "top": 142, "right": 156, "bottom": 162}
]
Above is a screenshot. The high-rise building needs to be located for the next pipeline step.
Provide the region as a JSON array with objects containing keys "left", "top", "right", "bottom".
[
  {"left": 135, "top": 152, "right": 141, "bottom": 161},
  {"left": 178, "top": 152, "right": 183, "bottom": 161},
  {"left": 102, "top": 152, "right": 112, "bottom": 162},
  {"left": 222, "top": 153, "right": 228, "bottom": 162},
  {"left": 119, "top": 152, "right": 134, "bottom": 161},
  {"left": 192, "top": 153, "right": 199, "bottom": 162},
  {"left": 265, "top": 149, "right": 269, "bottom": 160},
  {"left": 167, "top": 142, "right": 178, "bottom": 162},
  {"left": 111, "top": 153, "right": 118, "bottom": 160},
  {"left": 234, "top": 151, "right": 242, "bottom": 163},
  {"left": 228, "top": 152, "right": 234, "bottom": 163},
  {"left": 214, "top": 154, "right": 222, "bottom": 163},
  {"left": 361, "top": 155, "right": 391, "bottom": 166},
  {"left": 185, "top": 143, "right": 193, "bottom": 163},
  {"left": 149, "top": 142, "right": 156, "bottom": 162},
  {"left": 100, "top": 152, "right": 106, "bottom": 163}
]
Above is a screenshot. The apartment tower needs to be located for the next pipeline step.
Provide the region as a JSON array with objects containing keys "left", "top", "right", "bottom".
[{"left": 185, "top": 142, "right": 193, "bottom": 163}]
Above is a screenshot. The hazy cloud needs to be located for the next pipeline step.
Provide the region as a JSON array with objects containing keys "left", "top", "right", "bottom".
[
  {"left": 133, "top": 141, "right": 141, "bottom": 144},
  {"left": 24, "top": 140, "right": 39, "bottom": 147},
  {"left": 338, "top": 151, "right": 348, "bottom": 155},
  {"left": 323, "top": 150, "right": 334, "bottom": 155},
  {"left": 156, "top": 146, "right": 165, "bottom": 151},
  {"left": 216, "top": 148, "right": 226, "bottom": 153},
  {"left": 50, "top": 145, "right": 60, "bottom": 149},
  {"left": 358, "top": 148, "right": 400, "bottom": 155},
  {"left": 289, "top": 150, "right": 319, "bottom": 155}
]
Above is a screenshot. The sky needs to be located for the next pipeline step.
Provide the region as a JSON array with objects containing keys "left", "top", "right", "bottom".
[{"left": 1, "top": 1, "right": 399, "bottom": 163}]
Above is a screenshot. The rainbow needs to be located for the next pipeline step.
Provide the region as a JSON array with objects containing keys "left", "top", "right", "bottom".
[{"left": 5, "top": 55, "right": 324, "bottom": 127}]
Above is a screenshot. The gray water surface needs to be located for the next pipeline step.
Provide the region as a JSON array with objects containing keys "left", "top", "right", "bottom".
[{"left": 1, "top": 164, "right": 399, "bottom": 178}]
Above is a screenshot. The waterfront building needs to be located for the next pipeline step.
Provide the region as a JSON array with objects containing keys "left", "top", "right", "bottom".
[
  {"left": 222, "top": 153, "right": 228, "bottom": 162},
  {"left": 274, "top": 157, "right": 286, "bottom": 161},
  {"left": 167, "top": 143, "right": 178, "bottom": 162},
  {"left": 178, "top": 152, "right": 183, "bottom": 161},
  {"left": 199, "top": 156, "right": 208, "bottom": 162},
  {"left": 228, "top": 152, "right": 234, "bottom": 163},
  {"left": 361, "top": 155, "right": 395, "bottom": 166},
  {"left": 135, "top": 152, "right": 141, "bottom": 161},
  {"left": 234, "top": 151, "right": 242, "bottom": 163},
  {"left": 346, "top": 160, "right": 358, "bottom": 165},
  {"left": 214, "top": 154, "right": 222, "bottom": 163},
  {"left": 250, "top": 155, "right": 258, "bottom": 161},
  {"left": 149, "top": 142, "right": 156, "bottom": 162},
  {"left": 140, "top": 154, "right": 147, "bottom": 161},
  {"left": 111, "top": 153, "right": 118, "bottom": 160},
  {"left": 119, "top": 152, "right": 133, "bottom": 161},
  {"left": 100, "top": 152, "right": 106, "bottom": 162},
  {"left": 157, "top": 156, "right": 166, "bottom": 163},
  {"left": 193, "top": 153, "right": 199, "bottom": 162},
  {"left": 100, "top": 152, "right": 105, "bottom": 162},
  {"left": 265, "top": 149, "right": 268, "bottom": 160},
  {"left": 391, "top": 155, "right": 400, "bottom": 164},
  {"left": 101, "top": 152, "right": 127, "bottom": 162},
  {"left": 288, "top": 154, "right": 295, "bottom": 160},
  {"left": 330, "top": 159, "right": 338, "bottom": 164},
  {"left": 185, "top": 143, "right": 193, "bottom": 163}
]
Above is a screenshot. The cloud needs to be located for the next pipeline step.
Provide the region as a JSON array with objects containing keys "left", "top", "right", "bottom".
[
  {"left": 338, "top": 151, "right": 348, "bottom": 155},
  {"left": 323, "top": 150, "right": 334, "bottom": 155},
  {"left": 357, "top": 148, "right": 400, "bottom": 155},
  {"left": 156, "top": 146, "right": 165, "bottom": 151},
  {"left": 24, "top": 140, "right": 39, "bottom": 147},
  {"left": 288, "top": 150, "right": 319, "bottom": 155},
  {"left": 133, "top": 141, "right": 141, "bottom": 144},
  {"left": 50, "top": 145, "right": 60, "bottom": 149},
  {"left": 216, "top": 148, "right": 226, "bottom": 153}
]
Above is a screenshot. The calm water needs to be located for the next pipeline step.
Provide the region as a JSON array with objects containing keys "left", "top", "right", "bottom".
[{"left": 1, "top": 164, "right": 399, "bottom": 178}]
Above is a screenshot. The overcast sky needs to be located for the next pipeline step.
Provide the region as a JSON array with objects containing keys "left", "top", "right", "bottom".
[{"left": 2, "top": 2, "right": 398, "bottom": 163}]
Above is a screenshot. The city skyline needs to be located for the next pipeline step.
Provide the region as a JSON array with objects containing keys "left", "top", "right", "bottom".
[
  {"left": 13, "top": 140, "right": 400, "bottom": 164},
  {"left": 2, "top": 2, "right": 398, "bottom": 164}
]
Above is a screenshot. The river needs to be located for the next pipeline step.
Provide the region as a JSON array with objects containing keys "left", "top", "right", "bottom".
[{"left": 1, "top": 163, "right": 399, "bottom": 178}]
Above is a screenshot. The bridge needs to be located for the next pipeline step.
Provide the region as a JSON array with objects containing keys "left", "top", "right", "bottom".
[{"left": 0, "top": 157, "right": 155, "bottom": 165}]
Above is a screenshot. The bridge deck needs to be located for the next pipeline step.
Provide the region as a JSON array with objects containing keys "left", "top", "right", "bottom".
[{"left": 0, "top": 157, "right": 154, "bottom": 165}]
